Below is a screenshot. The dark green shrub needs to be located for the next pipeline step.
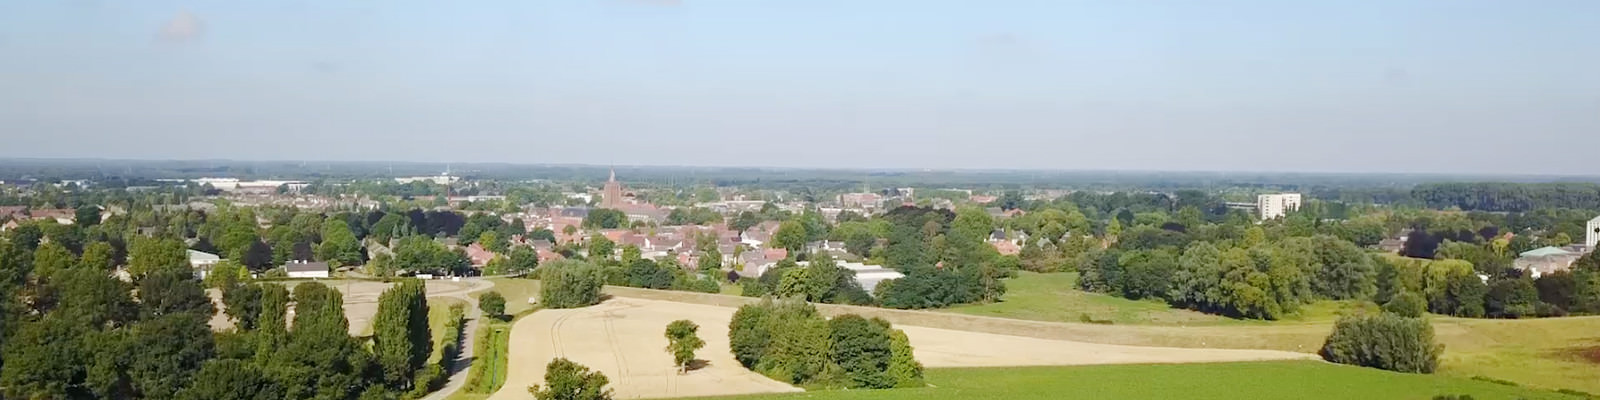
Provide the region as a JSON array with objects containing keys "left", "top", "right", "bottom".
[
  {"left": 1320, "top": 313, "right": 1441, "bottom": 373},
  {"left": 539, "top": 260, "right": 604, "bottom": 309},
  {"left": 1382, "top": 292, "right": 1426, "bottom": 318}
]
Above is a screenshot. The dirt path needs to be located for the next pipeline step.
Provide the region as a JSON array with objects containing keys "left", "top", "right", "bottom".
[{"left": 489, "top": 296, "right": 1313, "bottom": 400}]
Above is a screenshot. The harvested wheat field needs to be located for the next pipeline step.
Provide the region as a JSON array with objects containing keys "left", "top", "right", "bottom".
[
  {"left": 489, "top": 297, "right": 1314, "bottom": 400},
  {"left": 489, "top": 298, "right": 801, "bottom": 400}
]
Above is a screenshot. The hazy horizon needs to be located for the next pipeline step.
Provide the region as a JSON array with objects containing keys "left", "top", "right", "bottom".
[{"left": 3, "top": 1, "right": 1597, "bottom": 175}]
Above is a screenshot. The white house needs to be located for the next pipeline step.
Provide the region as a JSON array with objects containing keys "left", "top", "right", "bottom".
[
  {"left": 285, "top": 260, "right": 330, "bottom": 279},
  {"left": 1586, "top": 215, "right": 1600, "bottom": 248},
  {"left": 189, "top": 250, "right": 221, "bottom": 279}
]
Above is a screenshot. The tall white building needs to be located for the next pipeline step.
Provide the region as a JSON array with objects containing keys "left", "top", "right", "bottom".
[
  {"left": 1256, "top": 193, "right": 1302, "bottom": 220},
  {"left": 1585, "top": 215, "right": 1600, "bottom": 248}
]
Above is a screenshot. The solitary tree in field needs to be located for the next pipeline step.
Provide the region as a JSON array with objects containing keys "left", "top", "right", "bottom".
[
  {"left": 664, "top": 319, "right": 705, "bottom": 374},
  {"left": 529, "top": 358, "right": 613, "bottom": 400},
  {"left": 479, "top": 290, "right": 506, "bottom": 319}
]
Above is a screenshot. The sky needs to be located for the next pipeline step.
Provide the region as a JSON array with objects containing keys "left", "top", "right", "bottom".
[{"left": 1, "top": 1, "right": 1597, "bottom": 174}]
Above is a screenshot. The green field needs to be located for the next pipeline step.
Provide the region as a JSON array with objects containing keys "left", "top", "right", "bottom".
[
  {"left": 945, "top": 272, "right": 1360, "bottom": 326},
  {"left": 684, "top": 361, "right": 1584, "bottom": 400},
  {"left": 938, "top": 271, "right": 1600, "bottom": 394},
  {"left": 483, "top": 277, "right": 541, "bottom": 315},
  {"left": 461, "top": 319, "right": 512, "bottom": 395},
  {"left": 427, "top": 297, "right": 468, "bottom": 364}
]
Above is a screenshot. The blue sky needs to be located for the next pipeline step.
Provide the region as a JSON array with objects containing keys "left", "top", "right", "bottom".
[{"left": 1, "top": 1, "right": 1596, "bottom": 174}]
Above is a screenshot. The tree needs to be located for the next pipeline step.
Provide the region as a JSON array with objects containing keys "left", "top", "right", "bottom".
[
  {"left": 80, "top": 241, "right": 115, "bottom": 270},
  {"left": 123, "top": 313, "right": 217, "bottom": 399},
  {"left": 1382, "top": 292, "right": 1427, "bottom": 318},
  {"left": 529, "top": 358, "right": 613, "bottom": 400},
  {"left": 254, "top": 284, "right": 290, "bottom": 359},
  {"left": 540, "top": 260, "right": 605, "bottom": 308},
  {"left": 886, "top": 329, "right": 923, "bottom": 388},
  {"left": 582, "top": 209, "right": 627, "bottom": 230},
  {"left": 222, "top": 283, "right": 264, "bottom": 330},
  {"left": 76, "top": 205, "right": 102, "bottom": 228},
  {"left": 664, "top": 320, "right": 705, "bottom": 373},
  {"left": 128, "top": 236, "right": 191, "bottom": 277},
  {"left": 204, "top": 259, "right": 249, "bottom": 289},
  {"left": 507, "top": 246, "right": 541, "bottom": 274},
  {"left": 772, "top": 220, "right": 808, "bottom": 253},
  {"left": 139, "top": 269, "right": 215, "bottom": 319},
  {"left": 480, "top": 291, "right": 507, "bottom": 318},
  {"left": 587, "top": 234, "right": 615, "bottom": 261},
  {"left": 317, "top": 219, "right": 364, "bottom": 266},
  {"left": 828, "top": 314, "right": 894, "bottom": 388},
  {"left": 373, "top": 279, "right": 431, "bottom": 390},
  {"left": 1320, "top": 313, "right": 1441, "bottom": 373},
  {"left": 176, "top": 359, "right": 284, "bottom": 400},
  {"left": 31, "top": 240, "right": 76, "bottom": 277},
  {"left": 1484, "top": 277, "right": 1538, "bottom": 318}
]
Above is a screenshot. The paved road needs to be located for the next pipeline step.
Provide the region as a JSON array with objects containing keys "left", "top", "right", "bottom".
[{"left": 422, "top": 278, "right": 495, "bottom": 400}]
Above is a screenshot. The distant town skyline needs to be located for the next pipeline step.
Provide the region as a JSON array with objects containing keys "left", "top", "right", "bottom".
[{"left": 2, "top": 1, "right": 1597, "bottom": 175}]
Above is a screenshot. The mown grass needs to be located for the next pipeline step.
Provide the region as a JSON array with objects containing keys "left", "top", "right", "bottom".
[
  {"left": 939, "top": 271, "right": 1600, "bottom": 394},
  {"left": 461, "top": 319, "right": 512, "bottom": 395},
  {"left": 681, "top": 361, "right": 1583, "bottom": 400},
  {"left": 483, "top": 277, "right": 541, "bottom": 315},
  {"left": 427, "top": 297, "right": 468, "bottom": 365}
]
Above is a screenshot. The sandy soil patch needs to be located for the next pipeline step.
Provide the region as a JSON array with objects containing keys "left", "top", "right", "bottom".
[{"left": 489, "top": 297, "right": 1314, "bottom": 400}]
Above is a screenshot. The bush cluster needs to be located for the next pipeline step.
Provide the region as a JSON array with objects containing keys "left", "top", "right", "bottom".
[
  {"left": 1320, "top": 313, "right": 1441, "bottom": 373},
  {"left": 540, "top": 260, "right": 605, "bottom": 309},
  {"left": 728, "top": 298, "right": 923, "bottom": 388}
]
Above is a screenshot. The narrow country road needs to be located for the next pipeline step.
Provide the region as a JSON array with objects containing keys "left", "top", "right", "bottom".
[{"left": 422, "top": 277, "right": 496, "bottom": 400}]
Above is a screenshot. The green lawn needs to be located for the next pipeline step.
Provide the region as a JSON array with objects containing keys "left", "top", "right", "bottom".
[
  {"left": 683, "top": 361, "right": 1584, "bottom": 400},
  {"left": 483, "top": 277, "right": 541, "bottom": 315},
  {"left": 427, "top": 297, "right": 468, "bottom": 365}
]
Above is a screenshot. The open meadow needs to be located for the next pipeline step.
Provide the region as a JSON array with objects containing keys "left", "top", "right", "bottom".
[
  {"left": 940, "top": 271, "right": 1600, "bottom": 394},
  {"left": 677, "top": 361, "right": 1584, "bottom": 400}
]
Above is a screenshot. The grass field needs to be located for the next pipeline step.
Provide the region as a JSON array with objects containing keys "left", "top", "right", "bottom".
[
  {"left": 483, "top": 278, "right": 541, "bottom": 315},
  {"left": 945, "top": 272, "right": 1362, "bottom": 326},
  {"left": 427, "top": 297, "right": 468, "bottom": 365},
  {"left": 937, "top": 271, "right": 1600, "bottom": 394},
  {"left": 461, "top": 319, "right": 512, "bottom": 395},
  {"left": 681, "top": 361, "right": 1584, "bottom": 400}
]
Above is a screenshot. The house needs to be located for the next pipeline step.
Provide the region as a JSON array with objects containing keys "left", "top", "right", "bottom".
[
  {"left": 27, "top": 208, "right": 75, "bottom": 225},
  {"left": 285, "top": 260, "right": 330, "bottom": 279},
  {"left": 0, "top": 206, "right": 27, "bottom": 221},
  {"left": 807, "top": 241, "right": 847, "bottom": 253},
  {"left": 1376, "top": 238, "right": 1406, "bottom": 253},
  {"left": 536, "top": 248, "right": 565, "bottom": 263},
  {"left": 466, "top": 243, "right": 496, "bottom": 268},
  {"left": 992, "top": 240, "right": 1021, "bottom": 256},
  {"left": 1514, "top": 246, "right": 1583, "bottom": 278},
  {"left": 189, "top": 250, "right": 221, "bottom": 279},
  {"left": 0, "top": 220, "right": 17, "bottom": 232}
]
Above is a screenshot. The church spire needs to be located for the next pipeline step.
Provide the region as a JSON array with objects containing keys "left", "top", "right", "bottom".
[{"left": 609, "top": 168, "right": 616, "bottom": 182}]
